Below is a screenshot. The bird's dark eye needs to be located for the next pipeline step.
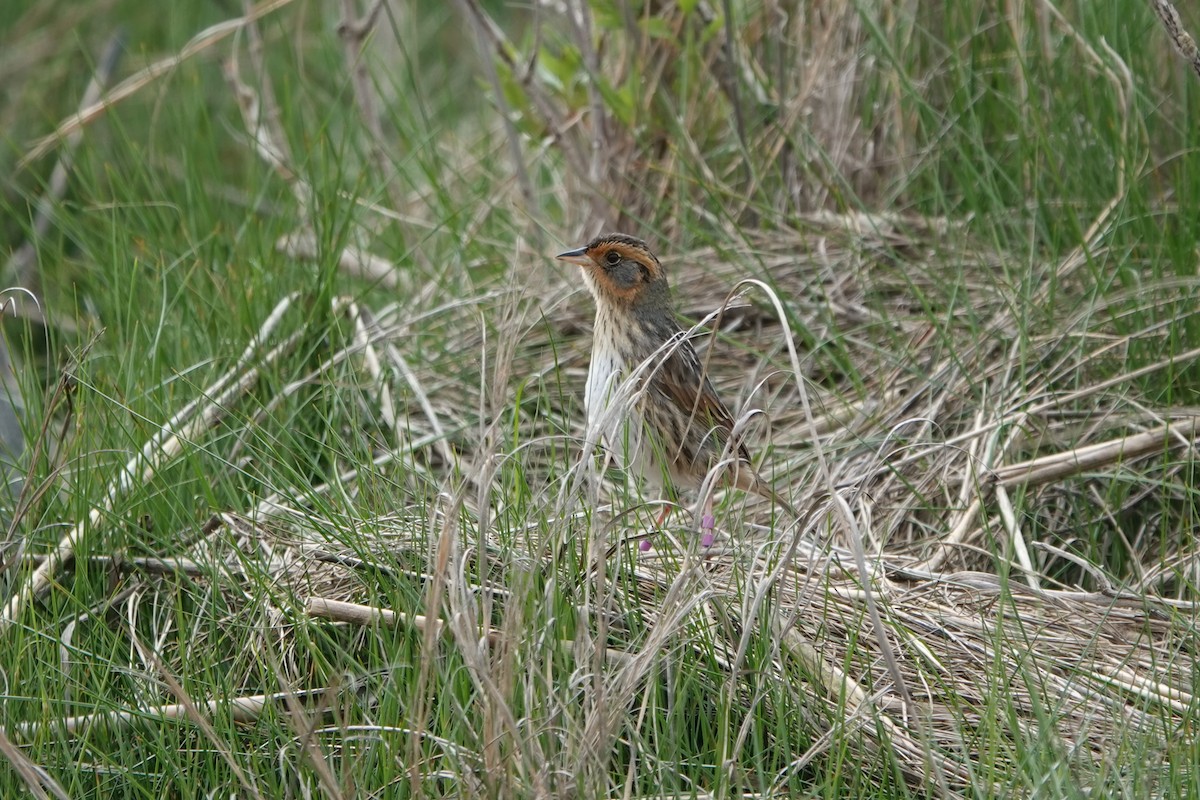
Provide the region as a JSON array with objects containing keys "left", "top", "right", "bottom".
[{"left": 605, "top": 251, "right": 621, "bottom": 266}]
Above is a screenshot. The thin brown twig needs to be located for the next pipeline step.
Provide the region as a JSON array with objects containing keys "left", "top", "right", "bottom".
[
  {"left": 562, "top": 0, "right": 612, "bottom": 229},
  {"left": 0, "top": 296, "right": 299, "bottom": 626},
  {"left": 18, "top": 0, "right": 299, "bottom": 169},
  {"left": 449, "top": 0, "right": 540, "bottom": 237},
  {"left": 448, "top": 0, "right": 589, "bottom": 181},
  {"left": 1151, "top": 0, "right": 1200, "bottom": 79},
  {"left": 223, "top": 52, "right": 305, "bottom": 203},
  {"left": 993, "top": 417, "right": 1199, "bottom": 488},
  {"left": 3, "top": 688, "right": 337, "bottom": 741},
  {"left": 337, "top": 0, "right": 404, "bottom": 212},
  {"left": 5, "top": 30, "right": 125, "bottom": 290},
  {"left": 275, "top": 229, "right": 399, "bottom": 287},
  {"left": 17, "top": 553, "right": 236, "bottom": 577}
]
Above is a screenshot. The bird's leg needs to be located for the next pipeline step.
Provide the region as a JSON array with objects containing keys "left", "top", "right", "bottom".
[
  {"left": 640, "top": 503, "right": 674, "bottom": 552},
  {"left": 655, "top": 504, "right": 673, "bottom": 528},
  {"left": 699, "top": 494, "right": 716, "bottom": 548}
]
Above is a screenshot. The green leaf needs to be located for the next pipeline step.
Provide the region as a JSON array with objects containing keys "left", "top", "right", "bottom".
[
  {"left": 639, "top": 16, "right": 675, "bottom": 40},
  {"left": 595, "top": 77, "right": 635, "bottom": 127}
]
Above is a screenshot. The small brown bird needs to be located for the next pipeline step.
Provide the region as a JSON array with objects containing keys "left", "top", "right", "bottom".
[{"left": 556, "top": 233, "right": 789, "bottom": 546}]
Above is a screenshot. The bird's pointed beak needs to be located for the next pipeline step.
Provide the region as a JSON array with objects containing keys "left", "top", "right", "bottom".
[{"left": 555, "top": 246, "right": 590, "bottom": 266}]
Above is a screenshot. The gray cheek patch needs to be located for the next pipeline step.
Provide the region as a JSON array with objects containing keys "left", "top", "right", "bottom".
[{"left": 608, "top": 261, "right": 641, "bottom": 289}]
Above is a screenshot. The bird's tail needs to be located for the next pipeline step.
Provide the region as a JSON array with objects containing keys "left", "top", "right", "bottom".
[{"left": 728, "top": 462, "right": 798, "bottom": 518}]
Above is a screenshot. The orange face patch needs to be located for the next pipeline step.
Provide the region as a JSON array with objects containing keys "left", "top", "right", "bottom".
[
  {"left": 590, "top": 242, "right": 661, "bottom": 280},
  {"left": 584, "top": 242, "right": 662, "bottom": 305}
]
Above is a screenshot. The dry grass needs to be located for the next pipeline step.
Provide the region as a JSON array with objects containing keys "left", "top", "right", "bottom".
[
  {"left": 69, "top": 217, "right": 1188, "bottom": 794},
  {"left": 4, "top": 0, "right": 1199, "bottom": 796}
]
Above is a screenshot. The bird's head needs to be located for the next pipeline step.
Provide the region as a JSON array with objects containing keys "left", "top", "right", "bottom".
[{"left": 556, "top": 233, "right": 671, "bottom": 313}]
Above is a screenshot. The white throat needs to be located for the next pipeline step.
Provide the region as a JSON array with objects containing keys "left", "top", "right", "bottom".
[
  {"left": 581, "top": 281, "right": 657, "bottom": 490},
  {"left": 584, "top": 302, "right": 624, "bottom": 424}
]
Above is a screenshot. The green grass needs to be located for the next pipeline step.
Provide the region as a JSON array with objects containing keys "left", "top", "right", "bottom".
[{"left": 0, "top": 1, "right": 1198, "bottom": 798}]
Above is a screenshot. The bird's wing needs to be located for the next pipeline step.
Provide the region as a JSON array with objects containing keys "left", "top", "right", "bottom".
[{"left": 653, "top": 334, "right": 752, "bottom": 465}]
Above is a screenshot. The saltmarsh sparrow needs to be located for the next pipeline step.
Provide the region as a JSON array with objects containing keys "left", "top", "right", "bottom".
[{"left": 557, "top": 233, "right": 790, "bottom": 546}]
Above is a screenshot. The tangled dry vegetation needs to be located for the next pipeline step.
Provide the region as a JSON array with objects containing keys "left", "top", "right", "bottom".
[
  {"left": 245, "top": 217, "right": 1194, "bottom": 792},
  {"left": 35, "top": 214, "right": 1189, "bottom": 792},
  {"left": 5, "top": 0, "right": 1199, "bottom": 796}
]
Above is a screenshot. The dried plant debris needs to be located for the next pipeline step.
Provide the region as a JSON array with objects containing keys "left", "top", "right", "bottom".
[{"left": 89, "top": 217, "right": 1197, "bottom": 792}]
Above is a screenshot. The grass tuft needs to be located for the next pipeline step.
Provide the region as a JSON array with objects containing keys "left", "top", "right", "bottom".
[{"left": 0, "top": 0, "right": 1198, "bottom": 797}]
